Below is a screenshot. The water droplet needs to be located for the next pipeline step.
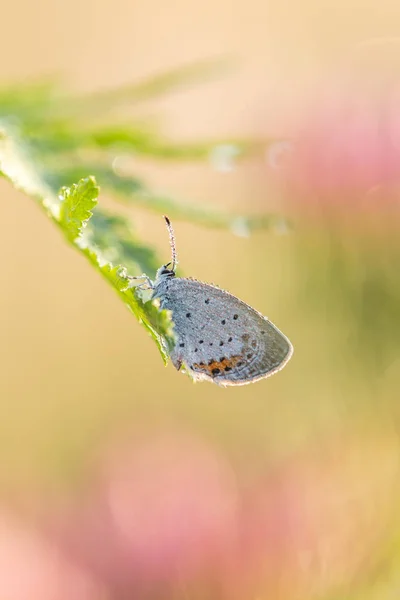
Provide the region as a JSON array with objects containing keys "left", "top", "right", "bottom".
[
  {"left": 231, "top": 217, "right": 250, "bottom": 238},
  {"left": 112, "top": 155, "right": 133, "bottom": 176},
  {"left": 266, "top": 140, "right": 293, "bottom": 170},
  {"left": 273, "top": 217, "right": 290, "bottom": 235},
  {"left": 209, "top": 144, "right": 240, "bottom": 172}
]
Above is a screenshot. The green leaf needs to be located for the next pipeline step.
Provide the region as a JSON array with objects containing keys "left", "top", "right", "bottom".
[
  {"left": 0, "top": 127, "right": 175, "bottom": 363},
  {"left": 87, "top": 211, "right": 160, "bottom": 275},
  {"left": 0, "top": 122, "right": 60, "bottom": 218},
  {"left": 84, "top": 257, "right": 174, "bottom": 364},
  {"left": 60, "top": 180, "right": 175, "bottom": 361},
  {"left": 59, "top": 177, "right": 99, "bottom": 242}
]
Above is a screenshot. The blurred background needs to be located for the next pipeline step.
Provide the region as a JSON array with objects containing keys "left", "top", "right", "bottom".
[{"left": 1, "top": 1, "right": 400, "bottom": 599}]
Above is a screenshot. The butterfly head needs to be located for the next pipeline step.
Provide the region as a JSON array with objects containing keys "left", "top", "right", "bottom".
[{"left": 155, "top": 262, "right": 176, "bottom": 283}]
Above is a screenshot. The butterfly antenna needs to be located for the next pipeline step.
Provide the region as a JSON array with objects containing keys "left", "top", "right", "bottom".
[{"left": 164, "top": 215, "right": 178, "bottom": 271}]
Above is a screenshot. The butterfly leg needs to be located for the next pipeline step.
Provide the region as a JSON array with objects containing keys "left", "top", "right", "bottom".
[
  {"left": 170, "top": 349, "right": 184, "bottom": 371},
  {"left": 126, "top": 274, "right": 154, "bottom": 291}
]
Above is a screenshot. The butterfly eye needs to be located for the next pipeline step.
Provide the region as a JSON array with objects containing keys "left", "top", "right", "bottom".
[{"left": 160, "top": 263, "right": 174, "bottom": 276}]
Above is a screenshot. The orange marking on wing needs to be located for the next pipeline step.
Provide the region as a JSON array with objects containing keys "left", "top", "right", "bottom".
[{"left": 193, "top": 355, "right": 243, "bottom": 376}]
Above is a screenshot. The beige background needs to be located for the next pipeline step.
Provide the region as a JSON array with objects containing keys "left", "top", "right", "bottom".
[{"left": 0, "top": 0, "right": 399, "bottom": 492}]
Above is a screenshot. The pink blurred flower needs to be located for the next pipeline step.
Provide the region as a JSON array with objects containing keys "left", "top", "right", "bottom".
[
  {"left": 0, "top": 510, "right": 100, "bottom": 600},
  {"left": 44, "top": 425, "right": 399, "bottom": 600},
  {"left": 291, "top": 91, "right": 400, "bottom": 193},
  {"left": 55, "top": 429, "right": 242, "bottom": 597},
  {"left": 275, "top": 57, "right": 400, "bottom": 217}
]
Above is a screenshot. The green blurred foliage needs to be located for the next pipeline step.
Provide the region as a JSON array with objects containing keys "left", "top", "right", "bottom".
[
  {"left": 296, "top": 221, "right": 400, "bottom": 381},
  {"left": 0, "top": 62, "right": 283, "bottom": 231}
]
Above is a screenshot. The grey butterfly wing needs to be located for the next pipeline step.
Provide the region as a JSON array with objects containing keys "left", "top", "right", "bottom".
[{"left": 154, "top": 277, "right": 293, "bottom": 386}]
